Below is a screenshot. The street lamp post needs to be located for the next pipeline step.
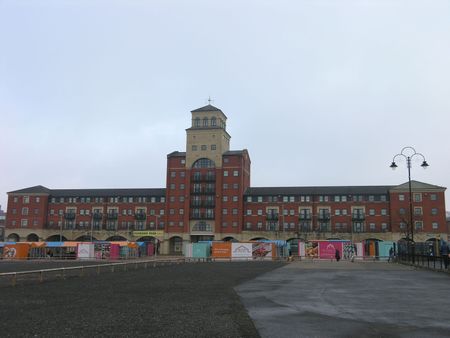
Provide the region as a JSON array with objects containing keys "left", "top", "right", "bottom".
[{"left": 390, "top": 146, "right": 429, "bottom": 263}]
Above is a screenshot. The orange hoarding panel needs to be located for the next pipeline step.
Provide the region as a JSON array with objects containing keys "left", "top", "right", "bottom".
[
  {"left": 3, "top": 243, "right": 31, "bottom": 259},
  {"left": 212, "top": 242, "right": 232, "bottom": 258}
]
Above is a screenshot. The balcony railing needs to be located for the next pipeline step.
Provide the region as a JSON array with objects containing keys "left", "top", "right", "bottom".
[
  {"left": 352, "top": 213, "right": 365, "bottom": 221},
  {"left": 190, "top": 213, "right": 215, "bottom": 220},
  {"left": 298, "top": 223, "right": 312, "bottom": 232},
  {"left": 299, "top": 213, "right": 312, "bottom": 220},
  {"left": 191, "top": 223, "right": 213, "bottom": 232},
  {"left": 92, "top": 212, "right": 103, "bottom": 220},
  {"left": 134, "top": 212, "right": 147, "bottom": 221},
  {"left": 64, "top": 212, "right": 76, "bottom": 220},
  {"left": 317, "top": 213, "right": 331, "bottom": 221},
  {"left": 191, "top": 174, "right": 216, "bottom": 182},
  {"left": 266, "top": 214, "right": 279, "bottom": 221},
  {"left": 107, "top": 212, "right": 118, "bottom": 220}
]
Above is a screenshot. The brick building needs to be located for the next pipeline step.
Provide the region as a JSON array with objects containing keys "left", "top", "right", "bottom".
[{"left": 4, "top": 105, "right": 448, "bottom": 254}]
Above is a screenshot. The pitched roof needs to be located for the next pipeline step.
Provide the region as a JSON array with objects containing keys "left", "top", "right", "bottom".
[
  {"left": 191, "top": 104, "right": 223, "bottom": 113},
  {"left": 389, "top": 180, "right": 446, "bottom": 192},
  {"left": 49, "top": 188, "right": 166, "bottom": 198},
  {"left": 245, "top": 185, "right": 394, "bottom": 196},
  {"left": 8, "top": 186, "right": 165, "bottom": 197},
  {"left": 167, "top": 151, "right": 186, "bottom": 158},
  {"left": 8, "top": 185, "right": 51, "bottom": 194}
]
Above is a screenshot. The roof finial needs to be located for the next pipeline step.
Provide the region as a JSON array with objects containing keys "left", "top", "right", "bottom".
[{"left": 207, "top": 96, "right": 214, "bottom": 105}]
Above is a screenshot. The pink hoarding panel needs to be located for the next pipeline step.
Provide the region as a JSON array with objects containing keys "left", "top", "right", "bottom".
[{"left": 319, "top": 242, "right": 343, "bottom": 259}]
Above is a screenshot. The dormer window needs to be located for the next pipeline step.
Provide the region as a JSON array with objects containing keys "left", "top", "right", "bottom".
[{"left": 203, "top": 117, "right": 208, "bottom": 127}]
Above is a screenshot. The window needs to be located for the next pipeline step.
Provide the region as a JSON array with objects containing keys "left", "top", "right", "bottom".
[
  {"left": 179, "top": 196, "right": 185, "bottom": 202},
  {"left": 342, "top": 209, "right": 347, "bottom": 216},
  {"left": 289, "top": 209, "right": 295, "bottom": 216},
  {"left": 414, "top": 207, "right": 422, "bottom": 215},
  {"left": 431, "top": 208, "right": 438, "bottom": 215},
  {"left": 193, "top": 158, "right": 215, "bottom": 168},
  {"left": 180, "top": 184, "right": 185, "bottom": 190},
  {"left": 369, "top": 223, "right": 375, "bottom": 230},
  {"left": 369, "top": 209, "right": 375, "bottom": 216},
  {"left": 399, "top": 208, "right": 406, "bottom": 215},
  {"left": 232, "top": 208, "right": 238, "bottom": 215},
  {"left": 233, "top": 170, "right": 239, "bottom": 177},
  {"left": 415, "top": 221, "right": 423, "bottom": 230},
  {"left": 170, "top": 171, "right": 176, "bottom": 178},
  {"left": 169, "top": 209, "right": 175, "bottom": 215},
  {"left": 381, "top": 209, "right": 387, "bottom": 216},
  {"left": 414, "top": 193, "right": 422, "bottom": 202},
  {"left": 36, "top": 197, "right": 40, "bottom": 203},
  {"left": 21, "top": 219, "right": 28, "bottom": 227},
  {"left": 223, "top": 184, "right": 228, "bottom": 189},
  {"left": 232, "top": 183, "right": 238, "bottom": 189},
  {"left": 381, "top": 223, "right": 388, "bottom": 231},
  {"left": 232, "top": 196, "right": 238, "bottom": 202},
  {"left": 400, "top": 222, "right": 406, "bottom": 229},
  {"left": 50, "top": 209, "right": 54, "bottom": 215},
  {"left": 34, "top": 208, "right": 39, "bottom": 215},
  {"left": 223, "top": 158, "right": 229, "bottom": 163},
  {"left": 179, "top": 222, "right": 184, "bottom": 227},
  {"left": 257, "top": 209, "right": 263, "bottom": 216},
  {"left": 203, "top": 117, "right": 208, "bottom": 127},
  {"left": 211, "top": 145, "right": 216, "bottom": 150},
  {"left": 181, "top": 159, "right": 185, "bottom": 164},
  {"left": 368, "top": 195, "right": 375, "bottom": 202},
  {"left": 222, "top": 222, "right": 228, "bottom": 227},
  {"left": 179, "top": 209, "right": 184, "bottom": 215},
  {"left": 13, "top": 197, "right": 18, "bottom": 203},
  {"left": 341, "top": 196, "right": 347, "bottom": 202},
  {"left": 192, "top": 145, "right": 198, "bottom": 151},
  {"left": 23, "top": 196, "right": 30, "bottom": 204},
  {"left": 257, "top": 222, "right": 262, "bottom": 229},
  {"left": 257, "top": 196, "right": 263, "bottom": 202},
  {"left": 335, "top": 209, "right": 341, "bottom": 216},
  {"left": 170, "top": 196, "right": 175, "bottom": 202},
  {"left": 430, "top": 194, "right": 437, "bottom": 201},
  {"left": 232, "top": 222, "right": 238, "bottom": 227},
  {"left": 200, "top": 145, "right": 207, "bottom": 151},
  {"left": 246, "top": 209, "right": 252, "bottom": 215},
  {"left": 283, "top": 196, "right": 288, "bottom": 202},
  {"left": 223, "top": 196, "right": 228, "bottom": 202},
  {"left": 211, "top": 117, "right": 217, "bottom": 126},
  {"left": 222, "top": 208, "right": 228, "bottom": 215},
  {"left": 223, "top": 170, "right": 228, "bottom": 177},
  {"left": 22, "top": 207, "right": 28, "bottom": 215},
  {"left": 170, "top": 184, "right": 175, "bottom": 190},
  {"left": 334, "top": 196, "right": 340, "bottom": 202},
  {"left": 194, "top": 117, "right": 200, "bottom": 127},
  {"left": 180, "top": 172, "right": 185, "bottom": 178},
  {"left": 399, "top": 194, "right": 405, "bottom": 201},
  {"left": 432, "top": 222, "right": 439, "bottom": 229},
  {"left": 160, "top": 209, "right": 164, "bottom": 215},
  {"left": 380, "top": 195, "right": 387, "bottom": 202}
]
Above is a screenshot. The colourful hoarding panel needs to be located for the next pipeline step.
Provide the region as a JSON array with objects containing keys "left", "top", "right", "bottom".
[
  {"left": 305, "top": 241, "right": 319, "bottom": 258},
  {"left": 3, "top": 243, "right": 30, "bottom": 259},
  {"left": 319, "top": 241, "right": 343, "bottom": 259},
  {"left": 231, "top": 243, "right": 252, "bottom": 258},
  {"left": 212, "top": 242, "right": 231, "bottom": 258},
  {"left": 252, "top": 242, "right": 273, "bottom": 258}
]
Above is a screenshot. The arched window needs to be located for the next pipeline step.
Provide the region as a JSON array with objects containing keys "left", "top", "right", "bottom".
[
  {"left": 203, "top": 117, "right": 208, "bottom": 127},
  {"left": 192, "top": 158, "right": 215, "bottom": 168},
  {"left": 211, "top": 117, "right": 217, "bottom": 126},
  {"left": 194, "top": 118, "right": 200, "bottom": 127}
]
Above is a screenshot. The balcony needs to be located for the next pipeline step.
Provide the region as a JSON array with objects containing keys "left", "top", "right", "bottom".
[
  {"left": 352, "top": 212, "right": 365, "bottom": 221},
  {"left": 265, "top": 223, "right": 279, "bottom": 231},
  {"left": 107, "top": 212, "right": 118, "bottom": 220},
  {"left": 204, "top": 174, "right": 216, "bottom": 182},
  {"left": 317, "top": 212, "right": 331, "bottom": 221},
  {"left": 266, "top": 213, "right": 279, "bottom": 221},
  {"left": 190, "top": 213, "right": 215, "bottom": 220},
  {"left": 64, "top": 212, "right": 76, "bottom": 220},
  {"left": 134, "top": 212, "right": 147, "bottom": 221},
  {"left": 298, "top": 222, "right": 312, "bottom": 232},
  {"left": 191, "top": 174, "right": 216, "bottom": 182},
  {"left": 299, "top": 213, "right": 312, "bottom": 221},
  {"left": 92, "top": 212, "right": 103, "bottom": 220},
  {"left": 192, "top": 223, "right": 213, "bottom": 232}
]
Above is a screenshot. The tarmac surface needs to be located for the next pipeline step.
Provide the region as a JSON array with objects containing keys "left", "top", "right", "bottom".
[
  {"left": 0, "top": 260, "right": 284, "bottom": 337},
  {"left": 236, "top": 260, "right": 450, "bottom": 338}
]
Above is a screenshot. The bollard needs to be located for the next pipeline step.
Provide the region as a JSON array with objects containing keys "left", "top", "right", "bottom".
[{"left": 111, "top": 265, "right": 115, "bottom": 273}]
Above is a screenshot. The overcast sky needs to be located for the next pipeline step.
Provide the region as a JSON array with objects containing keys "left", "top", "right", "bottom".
[{"left": 1, "top": 0, "right": 449, "bottom": 211}]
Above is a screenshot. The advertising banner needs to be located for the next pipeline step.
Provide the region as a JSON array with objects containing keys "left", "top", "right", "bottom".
[
  {"left": 319, "top": 241, "right": 343, "bottom": 259},
  {"left": 77, "top": 243, "right": 95, "bottom": 259},
  {"left": 3, "top": 243, "right": 30, "bottom": 259},
  {"left": 212, "top": 242, "right": 231, "bottom": 258},
  {"left": 305, "top": 241, "right": 319, "bottom": 258},
  {"left": 299, "top": 242, "right": 305, "bottom": 257},
  {"left": 231, "top": 243, "right": 252, "bottom": 258},
  {"left": 252, "top": 243, "right": 273, "bottom": 258}
]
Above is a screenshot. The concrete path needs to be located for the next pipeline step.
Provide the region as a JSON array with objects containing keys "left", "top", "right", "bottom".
[{"left": 236, "top": 260, "right": 450, "bottom": 338}]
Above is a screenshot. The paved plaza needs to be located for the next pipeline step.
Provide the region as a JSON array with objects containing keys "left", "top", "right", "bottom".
[{"left": 237, "top": 260, "right": 450, "bottom": 338}]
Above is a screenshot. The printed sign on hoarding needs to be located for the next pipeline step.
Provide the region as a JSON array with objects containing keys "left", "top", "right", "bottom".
[
  {"left": 252, "top": 243, "right": 273, "bottom": 258},
  {"left": 231, "top": 243, "right": 252, "bottom": 258},
  {"left": 77, "top": 243, "right": 95, "bottom": 259},
  {"left": 212, "top": 242, "right": 231, "bottom": 258},
  {"left": 305, "top": 241, "right": 318, "bottom": 258},
  {"left": 319, "top": 242, "right": 343, "bottom": 259}
]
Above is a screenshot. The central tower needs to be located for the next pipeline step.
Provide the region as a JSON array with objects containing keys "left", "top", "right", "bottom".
[{"left": 185, "top": 104, "right": 231, "bottom": 168}]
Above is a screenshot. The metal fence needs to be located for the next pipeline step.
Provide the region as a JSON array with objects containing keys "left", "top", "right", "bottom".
[
  {"left": 396, "top": 253, "right": 450, "bottom": 271},
  {"left": 0, "top": 258, "right": 185, "bottom": 287}
]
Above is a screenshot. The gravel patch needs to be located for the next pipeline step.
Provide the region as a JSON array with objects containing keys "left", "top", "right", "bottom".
[{"left": 0, "top": 261, "right": 285, "bottom": 337}]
